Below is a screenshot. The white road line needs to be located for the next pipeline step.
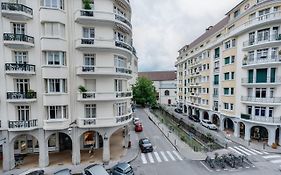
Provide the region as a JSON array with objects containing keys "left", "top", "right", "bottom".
[
  {"left": 263, "top": 155, "right": 281, "bottom": 159},
  {"left": 270, "top": 159, "right": 281, "bottom": 164},
  {"left": 141, "top": 153, "right": 147, "bottom": 164},
  {"left": 234, "top": 146, "right": 251, "bottom": 156},
  {"left": 249, "top": 148, "right": 263, "bottom": 155},
  {"left": 172, "top": 151, "right": 183, "bottom": 161},
  {"left": 239, "top": 146, "right": 257, "bottom": 155},
  {"left": 200, "top": 161, "right": 213, "bottom": 172},
  {"left": 160, "top": 151, "right": 169, "bottom": 162},
  {"left": 166, "top": 151, "right": 176, "bottom": 161},
  {"left": 229, "top": 147, "right": 244, "bottom": 155},
  {"left": 263, "top": 151, "right": 269, "bottom": 155},
  {"left": 154, "top": 152, "right": 162, "bottom": 163},
  {"left": 147, "top": 153, "right": 154, "bottom": 163}
]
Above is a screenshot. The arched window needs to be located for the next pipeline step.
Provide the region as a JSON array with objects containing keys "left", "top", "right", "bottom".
[{"left": 164, "top": 90, "right": 170, "bottom": 96}]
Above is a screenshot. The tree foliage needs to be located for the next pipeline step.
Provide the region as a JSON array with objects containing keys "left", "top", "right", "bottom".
[{"left": 132, "top": 77, "right": 157, "bottom": 107}]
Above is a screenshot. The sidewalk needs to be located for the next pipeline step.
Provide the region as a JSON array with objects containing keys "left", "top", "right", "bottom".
[
  {"left": 3, "top": 126, "right": 139, "bottom": 175},
  {"left": 161, "top": 105, "right": 281, "bottom": 154},
  {"left": 143, "top": 108, "right": 206, "bottom": 161}
]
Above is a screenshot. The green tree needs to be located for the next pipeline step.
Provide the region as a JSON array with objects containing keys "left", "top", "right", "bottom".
[{"left": 132, "top": 77, "right": 157, "bottom": 107}]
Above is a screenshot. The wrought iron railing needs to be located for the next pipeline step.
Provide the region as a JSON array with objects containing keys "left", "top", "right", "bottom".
[
  {"left": 5, "top": 63, "right": 35, "bottom": 72},
  {"left": 3, "top": 33, "right": 34, "bottom": 44},
  {"left": 1, "top": 2, "right": 33, "bottom": 15}
]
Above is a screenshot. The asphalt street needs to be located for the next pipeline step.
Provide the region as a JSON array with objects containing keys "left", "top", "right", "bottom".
[{"left": 130, "top": 107, "right": 281, "bottom": 175}]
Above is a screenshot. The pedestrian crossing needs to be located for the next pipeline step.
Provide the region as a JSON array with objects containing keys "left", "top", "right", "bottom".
[
  {"left": 228, "top": 146, "right": 268, "bottom": 156},
  {"left": 262, "top": 154, "right": 281, "bottom": 166},
  {"left": 140, "top": 151, "right": 183, "bottom": 164}
]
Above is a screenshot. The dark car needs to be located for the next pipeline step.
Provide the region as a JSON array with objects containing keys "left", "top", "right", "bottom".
[
  {"left": 25, "top": 170, "right": 44, "bottom": 175},
  {"left": 112, "top": 162, "right": 134, "bottom": 175},
  {"left": 188, "top": 115, "right": 200, "bottom": 122},
  {"left": 54, "top": 168, "right": 71, "bottom": 175},
  {"left": 174, "top": 108, "right": 183, "bottom": 113},
  {"left": 139, "top": 138, "right": 153, "bottom": 153}
]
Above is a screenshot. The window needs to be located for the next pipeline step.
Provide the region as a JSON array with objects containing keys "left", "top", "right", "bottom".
[
  {"left": 115, "top": 79, "right": 123, "bottom": 92},
  {"left": 17, "top": 106, "right": 30, "bottom": 121},
  {"left": 13, "top": 23, "right": 25, "bottom": 34},
  {"left": 115, "top": 102, "right": 127, "bottom": 116},
  {"left": 214, "top": 75, "right": 219, "bottom": 85},
  {"left": 224, "top": 103, "right": 234, "bottom": 111},
  {"left": 84, "top": 54, "right": 95, "bottom": 66},
  {"left": 225, "top": 41, "right": 231, "bottom": 49},
  {"left": 85, "top": 104, "right": 96, "bottom": 118},
  {"left": 269, "top": 107, "right": 274, "bottom": 117},
  {"left": 257, "top": 49, "right": 269, "bottom": 59},
  {"left": 83, "top": 27, "right": 95, "bottom": 38},
  {"left": 43, "top": 22, "right": 65, "bottom": 38},
  {"left": 47, "top": 106, "right": 67, "bottom": 119},
  {"left": 256, "top": 68, "right": 267, "bottom": 83},
  {"left": 115, "top": 31, "right": 126, "bottom": 42},
  {"left": 45, "top": 79, "right": 67, "bottom": 93},
  {"left": 164, "top": 90, "right": 170, "bottom": 96},
  {"left": 232, "top": 39, "right": 236, "bottom": 47},
  {"left": 44, "top": 51, "right": 66, "bottom": 65},
  {"left": 234, "top": 9, "right": 240, "bottom": 18},
  {"left": 257, "top": 28, "right": 270, "bottom": 42},
  {"left": 16, "top": 79, "right": 30, "bottom": 93},
  {"left": 224, "top": 88, "right": 234, "bottom": 95},
  {"left": 114, "top": 55, "right": 127, "bottom": 68},
  {"left": 247, "top": 106, "right": 252, "bottom": 115},
  {"left": 224, "top": 103, "right": 229, "bottom": 110},
  {"left": 14, "top": 51, "right": 28, "bottom": 64},
  {"left": 214, "top": 47, "right": 220, "bottom": 58},
  {"left": 224, "top": 72, "right": 235, "bottom": 80},
  {"left": 114, "top": 6, "right": 126, "bottom": 17},
  {"left": 41, "top": 0, "right": 64, "bottom": 10},
  {"left": 255, "top": 88, "right": 266, "bottom": 98}
]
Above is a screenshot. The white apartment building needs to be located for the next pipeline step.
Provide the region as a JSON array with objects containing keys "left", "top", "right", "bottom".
[
  {"left": 176, "top": 0, "right": 281, "bottom": 148},
  {"left": 139, "top": 71, "right": 177, "bottom": 106},
  {"left": 0, "top": 0, "right": 138, "bottom": 171}
]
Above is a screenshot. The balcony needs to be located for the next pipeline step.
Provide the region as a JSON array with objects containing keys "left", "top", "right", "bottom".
[
  {"left": 241, "top": 77, "right": 281, "bottom": 86},
  {"left": 242, "top": 56, "right": 281, "bottom": 68},
  {"left": 78, "top": 112, "right": 133, "bottom": 128},
  {"left": 5, "top": 63, "right": 35, "bottom": 75},
  {"left": 8, "top": 120, "right": 38, "bottom": 131},
  {"left": 7, "top": 91, "right": 37, "bottom": 103},
  {"left": 213, "top": 67, "right": 220, "bottom": 74},
  {"left": 243, "top": 34, "right": 281, "bottom": 50},
  {"left": 241, "top": 114, "right": 281, "bottom": 124},
  {"left": 77, "top": 91, "right": 132, "bottom": 101},
  {"left": 1, "top": 2, "right": 33, "bottom": 20},
  {"left": 3, "top": 33, "right": 34, "bottom": 49},
  {"left": 241, "top": 96, "right": 281, "bottom": 105},
  {"left": 44, "top": 119, "right": 70, "bottom": 130},
  {"left": 115, "top": 40, "right": 133, "bottom": 52},
  {"left": 76, "top": 66, "right": 132, "bottom": 78}
]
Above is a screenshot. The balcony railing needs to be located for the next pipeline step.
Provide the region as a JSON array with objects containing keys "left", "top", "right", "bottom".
[
  {"left": 116, "top": 113, "right": 132, "bottom": 123},
  {"left": 116, "top": 91, "right": 132, "bottom": 98},
  {"left": 9, "top": 119, "right": 38, "bottom": 129},
  {"left": 5, "top": 63, "right": 35, "bottom": 73},
  {"left": 243, "top": 34, "right": 281, "bottom": 47},
  {"left": 81, "top": 92, "right": 96, "bottom": 99},
  {"left": 81, "top": 38, "right": 95, "bottom": 45},
  {"left": 241, "top": 114, "right": 281, "bottom": 124},
  {"left": 241, "top": 77, "right": 281, "bottom": 84},
  {"left": 81, "top": 118, "right": 96, "bottom": 126},
  {"left": 243, "top": 55, "right": 281, "bottom": 66},
  {"left": 1, "top": 2, "right": 33, "bottom": 15},
  {"left": 80, "top": 9, "right": 94, "bottom": 17},
  {"left": 81, "top": 66, "right": 95, "bottom": 72},
  {"left": 78, "top": 91, "right": 132, "bottom": 101},
  {"left": 115, "top": 14, "right": 132, "bottom": 28},
  {"left": 115, "top": 40, "right": 132, "bottom": 52},
  {"left": 116, "top": 67, "right": 132, "bottom": 74},
  {"left": 3, "top": 33, "right": 34, "bottom": 44},
  {"left": 241, "top": 96, "right": 281, "bottom": 103},
  {"left": 7, "top": 91, "right": 37, "bottom": 100}
]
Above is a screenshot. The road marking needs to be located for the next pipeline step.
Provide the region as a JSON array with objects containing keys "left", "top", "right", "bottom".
[
  {"left": 153, "top": 152, "right": 162, "bottom": 163},
  {"left": 200, "top": 161, "right": 213, "bottom": 172},
  {"left": 147, "top": 153, "right": 154, "bottom": 163},
  {"left": 270, "top": 159, "right": 281, "bottom": 164},
  {"left": 239, "top": 146, "right": 257, "bottom": 155},
  {"left": 166, "top": 151, "right": 176, "bottom": 161},
  {"left": 263, "top": 155, "right": 281, "bottom": 159},
  {"left": 141, "top": 153, "right": 147, "bottom": 164},
  {"left": 249, "top": 148, "right": 263, "bottom": 155},
  {"left": 234, "top": 146, "right": 251, "bottom": 156},
  {"left": 160, "top": 151, "right": 169, "bottom": 162},
  {"left": 172, "top": 151, "right": 183, "bottom": 161},
  {"left": 263, "top": 151, "right": 269, "bottom": 155},
  {"left": 229, "top": 147, "right": 244, "bottom": 155}
]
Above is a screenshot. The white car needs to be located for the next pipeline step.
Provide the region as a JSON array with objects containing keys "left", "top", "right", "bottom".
[
  {"left": 133, "top": 117, "right": 140, "bottom": 125},
  {"left": 201, "top": 119, "right": 217, "bottom": 130}
]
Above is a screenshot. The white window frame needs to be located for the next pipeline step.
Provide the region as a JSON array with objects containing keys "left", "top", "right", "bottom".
[
  {"left": 41, "top": 0, "right": 64, "bottom": 10},
  {"left": 17, "top": 106, "right": 30, "bottom": 121},
  {"left": 115, "top": 102, "right": 127, "bottom": 116},
  {"left": 85, "top": 104, "right": 96, "bottom": 118},
  {"left": 46, "top": 79, "right": 67, "bottom": 93},
  {"left": 14, "top": 51, "right": 28, "bottom": 64},
  {"left": 45, "top": 51, "right": 66, "bottom": 66},
  {"left": 47, "top": 106, "right": 67, "bottom": 120}
]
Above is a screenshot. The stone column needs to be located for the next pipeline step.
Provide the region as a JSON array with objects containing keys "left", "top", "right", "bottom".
[
  {"left": 102, "top": 137, "right": 110, "bottom": 163},
  {"left": 124, "top": 126, "right": 130, "bottom": 148},
  {"left": 233, "top": 121, "right": 240, "bottom": 138},
  {"left": 95, "top": 132, "right": 99, "bottom": 149},
  {"left": 39, "top": 129, "right": 49, "bottom": 168},
  {"left": 2, "top": 131, "right": 11, "bottom": 171},
  {"left": 72, "top": 128, "right": 81, "bottom": 165},
  {"left": 219, "top": 116, "right": 224, "bottom": 131},
  {"left": 279, "top": 127, "right": 281, "bottom": 146},
  {"left": 199, "top": 110, "right": 204, "bottom": 121},
  {"left": 244, "top": 123, "right": 251, "bottom": 142},
  {"left": 267, "top": 127, "right": 276, "bottom": 146}
]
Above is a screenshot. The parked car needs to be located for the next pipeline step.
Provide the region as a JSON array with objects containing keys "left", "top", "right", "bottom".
[
  {"left": 111, "top": 162, "right": 134, "bottom": 175},
  {"left": 201, "top": 119, "right": 217, "bottom": 130},
  {"left": 174, "top": 108, "right": 183, "bottom": 113},
  {"left": 139, "top": 138, "right": 153, "bottom": 153},
  {"left": 20, "top": 169, "right": 44, "bottom": 175},
  {"left": 133, "top": 117, "right": 140, "bottom": 125},
  {"left": 54, "top": 168, "right": 71, "bottom": 175},
  {"left": 84, "top": 164, "right": 109, "bottom": 175},
  {"left": 135, "top": 122, "right": 143, "bottom": 132},
  {"left": 188, "top": 115, "right": 200, "bottom": 122}
]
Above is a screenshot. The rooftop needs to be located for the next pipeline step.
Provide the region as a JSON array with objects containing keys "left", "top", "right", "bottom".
[{"left": 138, "top": 71, "right": 177, "bottom": 81}]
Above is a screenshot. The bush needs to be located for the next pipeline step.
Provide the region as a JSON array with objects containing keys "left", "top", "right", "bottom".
[
  {"left": 83, "top": 0, "right": 92, "bottom": 10},
  {"left": 78, "top": 85, "right": 87, "bottom": 93}
]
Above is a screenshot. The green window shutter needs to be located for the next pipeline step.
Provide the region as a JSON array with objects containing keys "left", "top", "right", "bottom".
[
  {"left": 256, "top": 69, "right": 267, "bottom": 83},
  {"left": 214, "top": 75, "right": 219, "bottom": 85},
  {"left": 224, "top": 88, "right": 229, "bottom": 95},
  {"left": 224, "top": 73, "right": 229, "bottom": 80},
  {"left": 224, "top": 57, "right": 230, "bottom": 64},
  {"left": 271, "top": 68, "right": 276, "bottom": 83},
  {"left": 248, "top": 70, "right": 253, "bottom": 83}
]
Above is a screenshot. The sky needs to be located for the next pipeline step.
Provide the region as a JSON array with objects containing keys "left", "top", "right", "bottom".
[{"left": 131, "top": 0, "right": 241, "bottom": 72}]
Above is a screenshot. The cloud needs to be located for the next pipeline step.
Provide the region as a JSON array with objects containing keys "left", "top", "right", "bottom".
[{"left": 131, "top": 0, "right": 241, "bottom": 71}]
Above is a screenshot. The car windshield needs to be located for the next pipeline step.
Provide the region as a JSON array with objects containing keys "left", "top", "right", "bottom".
[
  {"left": 124, "top": 166, "right": 132, "bottom": 173},
  {"left": 206, "top": 121, "right": 212, "bottom": 124},
  {"left": 142, "top": 139, "right": 150, "bottom": 144}
]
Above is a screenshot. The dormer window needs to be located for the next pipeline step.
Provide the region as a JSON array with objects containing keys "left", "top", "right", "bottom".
[{"left": 234, "top": 9, "right": 240, "bottom": 18}]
